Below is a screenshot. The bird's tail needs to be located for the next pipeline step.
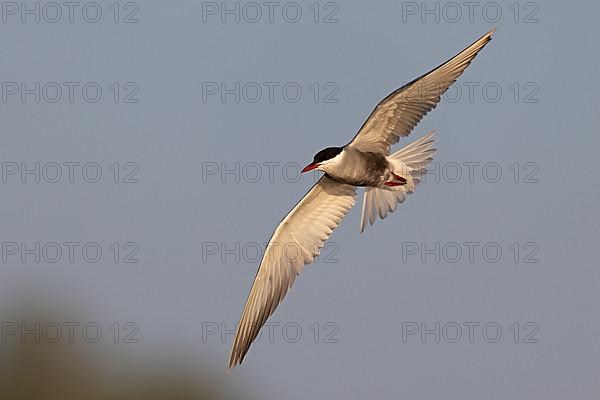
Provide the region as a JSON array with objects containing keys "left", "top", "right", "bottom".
[{"left": 359, "top": 131, "right": 436, "bottom": 233}]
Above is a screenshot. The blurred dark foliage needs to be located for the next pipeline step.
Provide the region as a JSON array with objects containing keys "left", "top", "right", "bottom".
[{"left": 0, "top": 308, "right": 253, "bottom": 400}]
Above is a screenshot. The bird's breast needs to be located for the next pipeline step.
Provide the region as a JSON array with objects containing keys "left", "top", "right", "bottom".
[{"left": 325, "top": 149, "right": 389, "bottom": 187}]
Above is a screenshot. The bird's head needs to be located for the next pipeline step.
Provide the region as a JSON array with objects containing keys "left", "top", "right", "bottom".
[{"left": 302, "top": 147, "right": 344, "bottom": 173}]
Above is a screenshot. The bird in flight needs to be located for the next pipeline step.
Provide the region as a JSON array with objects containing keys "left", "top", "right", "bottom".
[{"left": 228, "top": 29, "right": 495, "bottom": 368}]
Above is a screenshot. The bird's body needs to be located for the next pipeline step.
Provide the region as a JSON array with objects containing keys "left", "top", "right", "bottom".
[
  {"left": 228, "top": 29, "right": 496, "bottom": 368},
  {"left": 319, "top": 147, "right": 395, "bottom": 187}
]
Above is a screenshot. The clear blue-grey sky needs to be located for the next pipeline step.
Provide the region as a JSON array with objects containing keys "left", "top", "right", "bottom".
[{"left": 1, "top": 1, "right": 598, "bottom": 398}]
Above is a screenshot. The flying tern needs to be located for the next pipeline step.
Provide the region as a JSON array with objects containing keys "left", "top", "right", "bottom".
[{"left": 229, "top": 29, "right": 495, "bottom": 368}]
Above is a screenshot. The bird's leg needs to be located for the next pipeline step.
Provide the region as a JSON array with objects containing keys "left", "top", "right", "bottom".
[
  {"left": 384, "top": 172, "right": 407, "bottom": 187},
  {"left": 391, "top": 172, "right": 407, "bottom": 183}
]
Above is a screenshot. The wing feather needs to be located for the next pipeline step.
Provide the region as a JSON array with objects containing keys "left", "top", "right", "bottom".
[
  {"left": 349, "top": 29, "right": 495, "bottom": 154},
  {"left": 228, "top": 175, "right": 356, "bottom": 368}
]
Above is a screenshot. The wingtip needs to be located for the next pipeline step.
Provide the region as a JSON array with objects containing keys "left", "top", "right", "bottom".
[
  {"left": 227, "top": 348, "right": 238, "bottom": 370},
  {"left": 486, "top": 27, "right": 497, "bottom": 39},
  {"left": 227, "top": 358, "right": 238, "bottom": 370}
]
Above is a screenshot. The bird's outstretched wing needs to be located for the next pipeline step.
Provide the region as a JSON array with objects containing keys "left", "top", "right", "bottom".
[
  {"left": 348, "top": 29, "right": 495, "bottom": 155},
  {"left": 228, "top": 176, "right": 356, "bottom": 368}
]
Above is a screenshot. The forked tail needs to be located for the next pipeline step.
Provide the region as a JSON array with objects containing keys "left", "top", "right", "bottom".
[{"left": 360, "top": 130, "right": 436, "bottom": 233}]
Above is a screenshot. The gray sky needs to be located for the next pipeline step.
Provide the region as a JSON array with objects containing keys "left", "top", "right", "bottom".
[{"left": 1, "top": 0, "right": 599, "bottom": 398}]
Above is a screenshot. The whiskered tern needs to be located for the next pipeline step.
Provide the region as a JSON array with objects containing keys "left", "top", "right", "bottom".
[{"left": 229, "top": 29, "right": 495, "bottom": 368}]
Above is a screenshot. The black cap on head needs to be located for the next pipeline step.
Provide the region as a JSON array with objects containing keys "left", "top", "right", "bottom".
[{"left": 313, "top": 147, "right": 343, "bottom": 164}]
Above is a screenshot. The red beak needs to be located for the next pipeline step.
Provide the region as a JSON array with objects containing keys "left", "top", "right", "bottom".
[{"left": 301, "top": 163, "right": 319, "bottom": 173}]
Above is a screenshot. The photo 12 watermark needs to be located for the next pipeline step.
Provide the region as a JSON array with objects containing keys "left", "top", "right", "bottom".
[
  {"left": 1, "top": 321, "right": 140, "bottom": 344},
  {"left": 1, "top": 162, "right": 139, "bottom": 184},
  {"left": 202, "top": 321, "right": 340, "bottom": 344},
  {"left": 439, "top": 81, "right": 540, "bottom": 104},
  {"left": 400, "top": 241, "right": 540, "bottom": 264},
  {"left": 1, "top": 81, "right": 140, "bottom": 104},
  {"left": 201, "top": 161, "right": 305, "bottom": 184},
  {"left": 201, "top": 81, "right": 340, "bottom": 104},
  {"left": 400, "top": 2, "right": 540, "bottom": 24},
  {"left": 1, "top": 2, "right": 140, "bottom": 24},
  {"left": 401, "top": 321, "right": 540, "bottom": 343},
  {"left": 202, "top": 241, "right": 339, "bottom": 264},
  {"left": 201, "top": 1, "right": 339, "bottom": 24},
  {"left": 422, "top": 161, "right": 540, "bottom": 184},
  {"left": 1, "top": 241, "right": 140, "bottom": 264}
]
